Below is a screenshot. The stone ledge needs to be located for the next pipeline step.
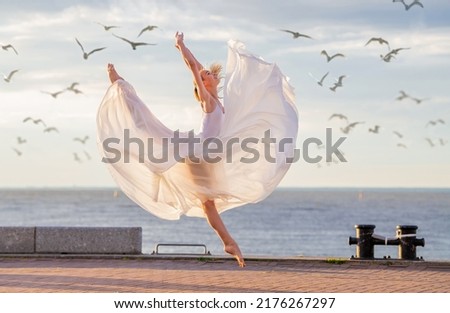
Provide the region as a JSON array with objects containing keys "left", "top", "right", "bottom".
[{"left": 0, "top": 227, "right": 142, "bottom": 254}]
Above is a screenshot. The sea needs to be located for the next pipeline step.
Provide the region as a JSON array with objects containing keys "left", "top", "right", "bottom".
[{"left": 0, "top": 188, "right": 449, "bottom": 261}]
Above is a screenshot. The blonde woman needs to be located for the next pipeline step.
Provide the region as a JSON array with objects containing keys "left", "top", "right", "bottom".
[{"left": 98, "top": 32, "right": 298, "bottom": 268}]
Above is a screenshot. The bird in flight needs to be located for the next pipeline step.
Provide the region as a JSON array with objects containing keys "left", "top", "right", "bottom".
[
  {"left": 74, "top": 136, "right": 89, "bottom": 144},
  {"left": 340, "top": 121, "right": 365, "bottom": 134},
  {"left": 23, "top": 117, "right": 47, "bottom": 127},
  {"left": 1, "top": 44, "right": 18, "bottom": 55},
  {"left": 96, "top": 22, "right": 119, "bottom": 31},
  {"left": 397, "top": 143, "right": 407, "bottom": 149},
  {"left": 381, "top": 47, "right": 410, "bottom": 62},
  {"left": 17, "top": 137, "right": 27, "bottom": 144},
  {"left": 328, "top": 113, "right": 348, "bottom": 122},
  {"left": 2, "top": 69, "right": 20, "bottom": 83},
  {"left": 426, "top": 119, "right": 445, "bottom": 127},
  {"left": 424, "top": 138, "right": 435, "bottom": 147},
  {"left": 112, "top": 34, "right": 157, "bottom": 50},
  {"left": 75, "top": 38, "right": 106, "bottom": 60},
  {"left": 395, "top": 0, "right": 424, "bottom": 11},
  {"left": 365, "top": 37, "right": 390, "bottom": 50},
  {"left": 439, "top": 138, "right": 448, "bottom": 146},
  {"left": 280, "top": 29, "right": 313, "bottom": 39},
  {"left": 84, "top": 150, "right": 92, "bottom": 160},
  {"left": 41, "top": 90, "right": 65, "bottom": 98},
  {"left": 138, "top": 25, "right": 159, "bottom": 37},
  {"left": 73, "top": 153, "right": 82, "bottom": 163},
  {"left": 12, "top": 147, "right": 22, "bottom": 156},
  {"left": 410, "top": 97, "right": 430, "bottom": 105},
  {"left": 44, "top": 127, "right": 59, "bottom": 133},
  {"left": 308, "top": 71, "right": 329, "bottom": 86},
  {"left": 321, "top": 50, "right": 345, "bottom": 63},
  {"left": 66, "top": 82, "right": 83, "bottom": 94},
  {"left": 393, "top": 131, "right": 404, "bottom": 138},
  {"left": 368, "top": 125, "right": 380, "bottom": 133},
  {"left": 329, "top": 75, "right": 346, "bottom": 92},
  {"left": 396, "top": 90, "right": 411, "bottom": 101}
]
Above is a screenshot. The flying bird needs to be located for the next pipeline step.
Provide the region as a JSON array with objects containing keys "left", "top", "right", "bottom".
[
  {"left": 2, "top": 69, "right": 20, "bottom": 83},
  {"left": 112, "top": 34, "right": 157, "bottom": 50},
  {"left": 424, "top": 138, "right": 435, "bottom": 147},
  {"left": 66, "top": 82, "right": 83, "bottom": 94},
  {"left": 137, "top": 25, "right": 158, "bottom": 37},
  {"left": 1, "top": 44, "right": 18, "bottom": 55},
  {"left": 396, "top": 90, "right": 411, "bottom": 101},
  {"left": 96, "top": 22, "right": 119, "bottom": 31},
  {"left": 44, "top": 127, "right": 59, "bottom": 133},
  {"left": 328, "top": 113, "right": 348, "bottom": 122},
  {"left": 340, "top": 121, "right": 365, "bottom": 134},
  {"left": 365, "top": 37, "right": 390, "bottom": 50},
  {"left": 393, "top": 131, "right": 403, "bottom": 138},
  {"left": 397, "top": 143, "right": 407, "bottom": 149},
  {"left": 280, "top": 29, "right": 313, "bottom": 39},
  {"left": 320, "top": 50, "right": 345, "bottom": 63},
  {"left": 41, "top": 90, "right": 65, "bottom": 98},
  {"left": 12, "top": 147, "right": 22, "bottom": 156},
  {"left": 84, "top": 150, "right": 92, "bottom": 160},
  {"left": 410, "top": 97, "right": 430, "bottom": 104},
  {"left": 368, "top": 125, "right": 380, "bottom": 133},
  {"left": 329, "top": 75, "right": 346, "bottom": 92},
  {"left": 426, "top": 119, "right": 445, "bottom": 127},
  {"left": 439, "top": 138, "right": 448, "bottom": 146},
  {"left": 75, "top": 38, "right": 106, "bottom": 60},
  {"left": 395, "top": 0, "right": 424, "bottom": 11},
  {"left": 17, "top": 137, "right": 27, "bottom": 144},
  {"left": 308, "top": 71, "right": 329, "bottom": 86},
  {"left": 73, "top": 153, "right": 82, "bottom": 163},
  {"left": 381, "top": 47, "right": 410, "bottom": 62},
  {"left": 74, "top": 136, "right": 89, "bottom": 144},
  {"left": 23, "top": 117, "right": 47, "bottom": 127}
]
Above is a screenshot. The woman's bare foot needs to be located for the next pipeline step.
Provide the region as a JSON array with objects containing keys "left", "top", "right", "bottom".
[
  {"left": 225, "top": 242, "right": 246, "bottom": 268},
  {"left": 107, "top": 63, "right": 123, "bottom": 83}
]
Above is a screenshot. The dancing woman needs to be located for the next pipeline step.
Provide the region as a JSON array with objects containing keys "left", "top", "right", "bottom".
[{"left": 97, "top": 32, "right": 298, "bottom": 268}]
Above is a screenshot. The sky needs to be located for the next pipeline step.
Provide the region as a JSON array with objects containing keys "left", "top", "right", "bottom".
[{"left": 1, "top": 0, "right": 449, "bottom": 188}]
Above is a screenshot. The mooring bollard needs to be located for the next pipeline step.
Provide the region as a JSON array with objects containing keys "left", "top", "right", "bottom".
[
  {"left": 349, "top": 224, "right": 425, "bottom": 260},
  {"left": 396, "top": 225, "right": 425, "bottom": 260}
]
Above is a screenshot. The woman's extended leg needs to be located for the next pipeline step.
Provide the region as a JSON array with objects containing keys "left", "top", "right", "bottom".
[
  {"left": 202, "top": 200, "right": 245, "bottom": 267},
  {"left": 107, "top": 63, "right": 123, "bottom": 83}
]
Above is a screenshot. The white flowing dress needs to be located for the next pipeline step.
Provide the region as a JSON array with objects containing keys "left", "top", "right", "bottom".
[{"left": 96, "top": 40, "right": 299, "bottom": 220}]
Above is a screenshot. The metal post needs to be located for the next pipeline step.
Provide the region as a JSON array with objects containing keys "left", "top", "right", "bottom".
[
  {"left": 396, "top": 225, "right": 425, "bottom": 260},
  {"left": 349, "top": 224, "right": 376, "bottom": 259}
]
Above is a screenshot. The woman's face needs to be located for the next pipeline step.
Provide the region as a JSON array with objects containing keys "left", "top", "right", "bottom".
[{"left": 200, "top": 69, "right": 219, "bottom": 88}]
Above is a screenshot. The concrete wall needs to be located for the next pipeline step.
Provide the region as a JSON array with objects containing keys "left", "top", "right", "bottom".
[{"left": 0, "top": 227, "right": 142, "bottom": 254}]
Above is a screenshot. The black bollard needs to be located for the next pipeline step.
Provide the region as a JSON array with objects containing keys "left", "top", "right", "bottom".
[
  {"left": 396, "top": 225, "right": 425, "bottom": 260},
  {"left": 349, "top": 224, "right": 376, "bottom": 259}
]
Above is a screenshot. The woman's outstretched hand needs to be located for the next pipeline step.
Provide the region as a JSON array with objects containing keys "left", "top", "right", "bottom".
[{"left": 174, "top": 31, "right": 184, "bottom": 49}]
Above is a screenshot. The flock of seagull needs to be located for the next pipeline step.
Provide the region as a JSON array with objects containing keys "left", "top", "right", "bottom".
[{"left": 3, "top": 22, "right": 160, "bottom": 162}]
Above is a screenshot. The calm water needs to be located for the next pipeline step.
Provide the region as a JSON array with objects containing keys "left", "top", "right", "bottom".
[{"left": 0, "top": 188, "right": 449, "bottom": 260}]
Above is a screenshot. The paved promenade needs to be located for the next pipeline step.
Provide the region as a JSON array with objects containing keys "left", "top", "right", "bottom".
[{"left": 0, "top": 255, "right": 449, "bottom": 293}]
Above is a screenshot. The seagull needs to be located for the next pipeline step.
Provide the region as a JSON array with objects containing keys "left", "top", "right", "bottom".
[
  {"left": 23, "top": 117, "right": 47, "bottom": 127},
  {"left": 73, "top": 153, "right": 82, "bottom": 163},
  {"left": 74, "top": 136, "right": 89, "bottom": 144},
  {"left": 439, "top": 138, "right": 448, "bottom": 146},
  {"left": 96, "top": 22, "right": 119, "bottom": 31},
  {"left": 396, "top": 0, "right": 424, "bottom": 11},
  {"left": 320, "top": 50, "right": 345, "bottom": 63},
  {"left": 426, "top": 119, "right": 445, "bottom": 127},
  {"left": 12, "top": 147, "right": 22, "bottom": 156},
  {"left": 329, "top": 75, "right": 346, "bottom": 92},
  {"left": 2, "top": 69, "right": 20, "bottom": 82},
  {"left": 340, "top": 121, "right": 365, "bottom": 134},
  {"left": 280, "top": 29, "right": 313, "bottom": 39},
  {"left": 44, "top": 127, "right": 59, "bottom": 133},
  {"left": 425, "top": 138, "right": 435, "bottom": 147},
  {"left": 328, "top": 113, "right": 348, "bottom": 122},
  {"left": 308, "top": 71, "right": 329, "bottom": 86},
  {"left": 380, "top": 53, "right": 396, "bottom": 63},
  {"left": 365, "top": 37, "right": 390, "bottom": 50},
  {"left": 137, "top": 25, "right": 159, "bottom": 37},
  {"left": 83, "top": 150, "right": 92, "bottom": 160},
  {"left": 66, "top": 82, "right": 83, "bottom": 94},
  {"left": 17, "top": 137, "right": 27, "bottom": 144},
  {"left": 368, "top": 125, "right": 380, "bottom": 133},
  {"left": 112, "top": 34, "right": 157, "bottom": 50},
  {"left": 41, "top": 90, "right": 65, "bottom": 98},
  {"left": 1, "top": 44, "right": 18, "bottom": 55},
  {"left": 393, "top": 131, "right": 403, "bottom": 138},
  {"left": 397, "top": 143, "right": 407, "bottom": 149},
  {"left": 411, "top": 97, "right": 430, "bottom": 105},
  {"left": 75, "top": 38, "right": 106, "bottom": 60},
  {"left": 396, "top": 90, "right": 411, "bottom": 101},
  {"left": 382, "top": 47, "right": 410, "bottom": 62}
]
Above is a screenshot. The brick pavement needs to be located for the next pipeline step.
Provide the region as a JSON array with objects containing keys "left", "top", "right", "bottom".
[{"left": 0, "top": 256, "right": 449, "bottom": 293}]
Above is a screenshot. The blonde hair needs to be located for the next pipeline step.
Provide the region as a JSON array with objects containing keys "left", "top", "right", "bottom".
[{"left": 194, "top": 62, "right": 223, "bottom": 102}]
